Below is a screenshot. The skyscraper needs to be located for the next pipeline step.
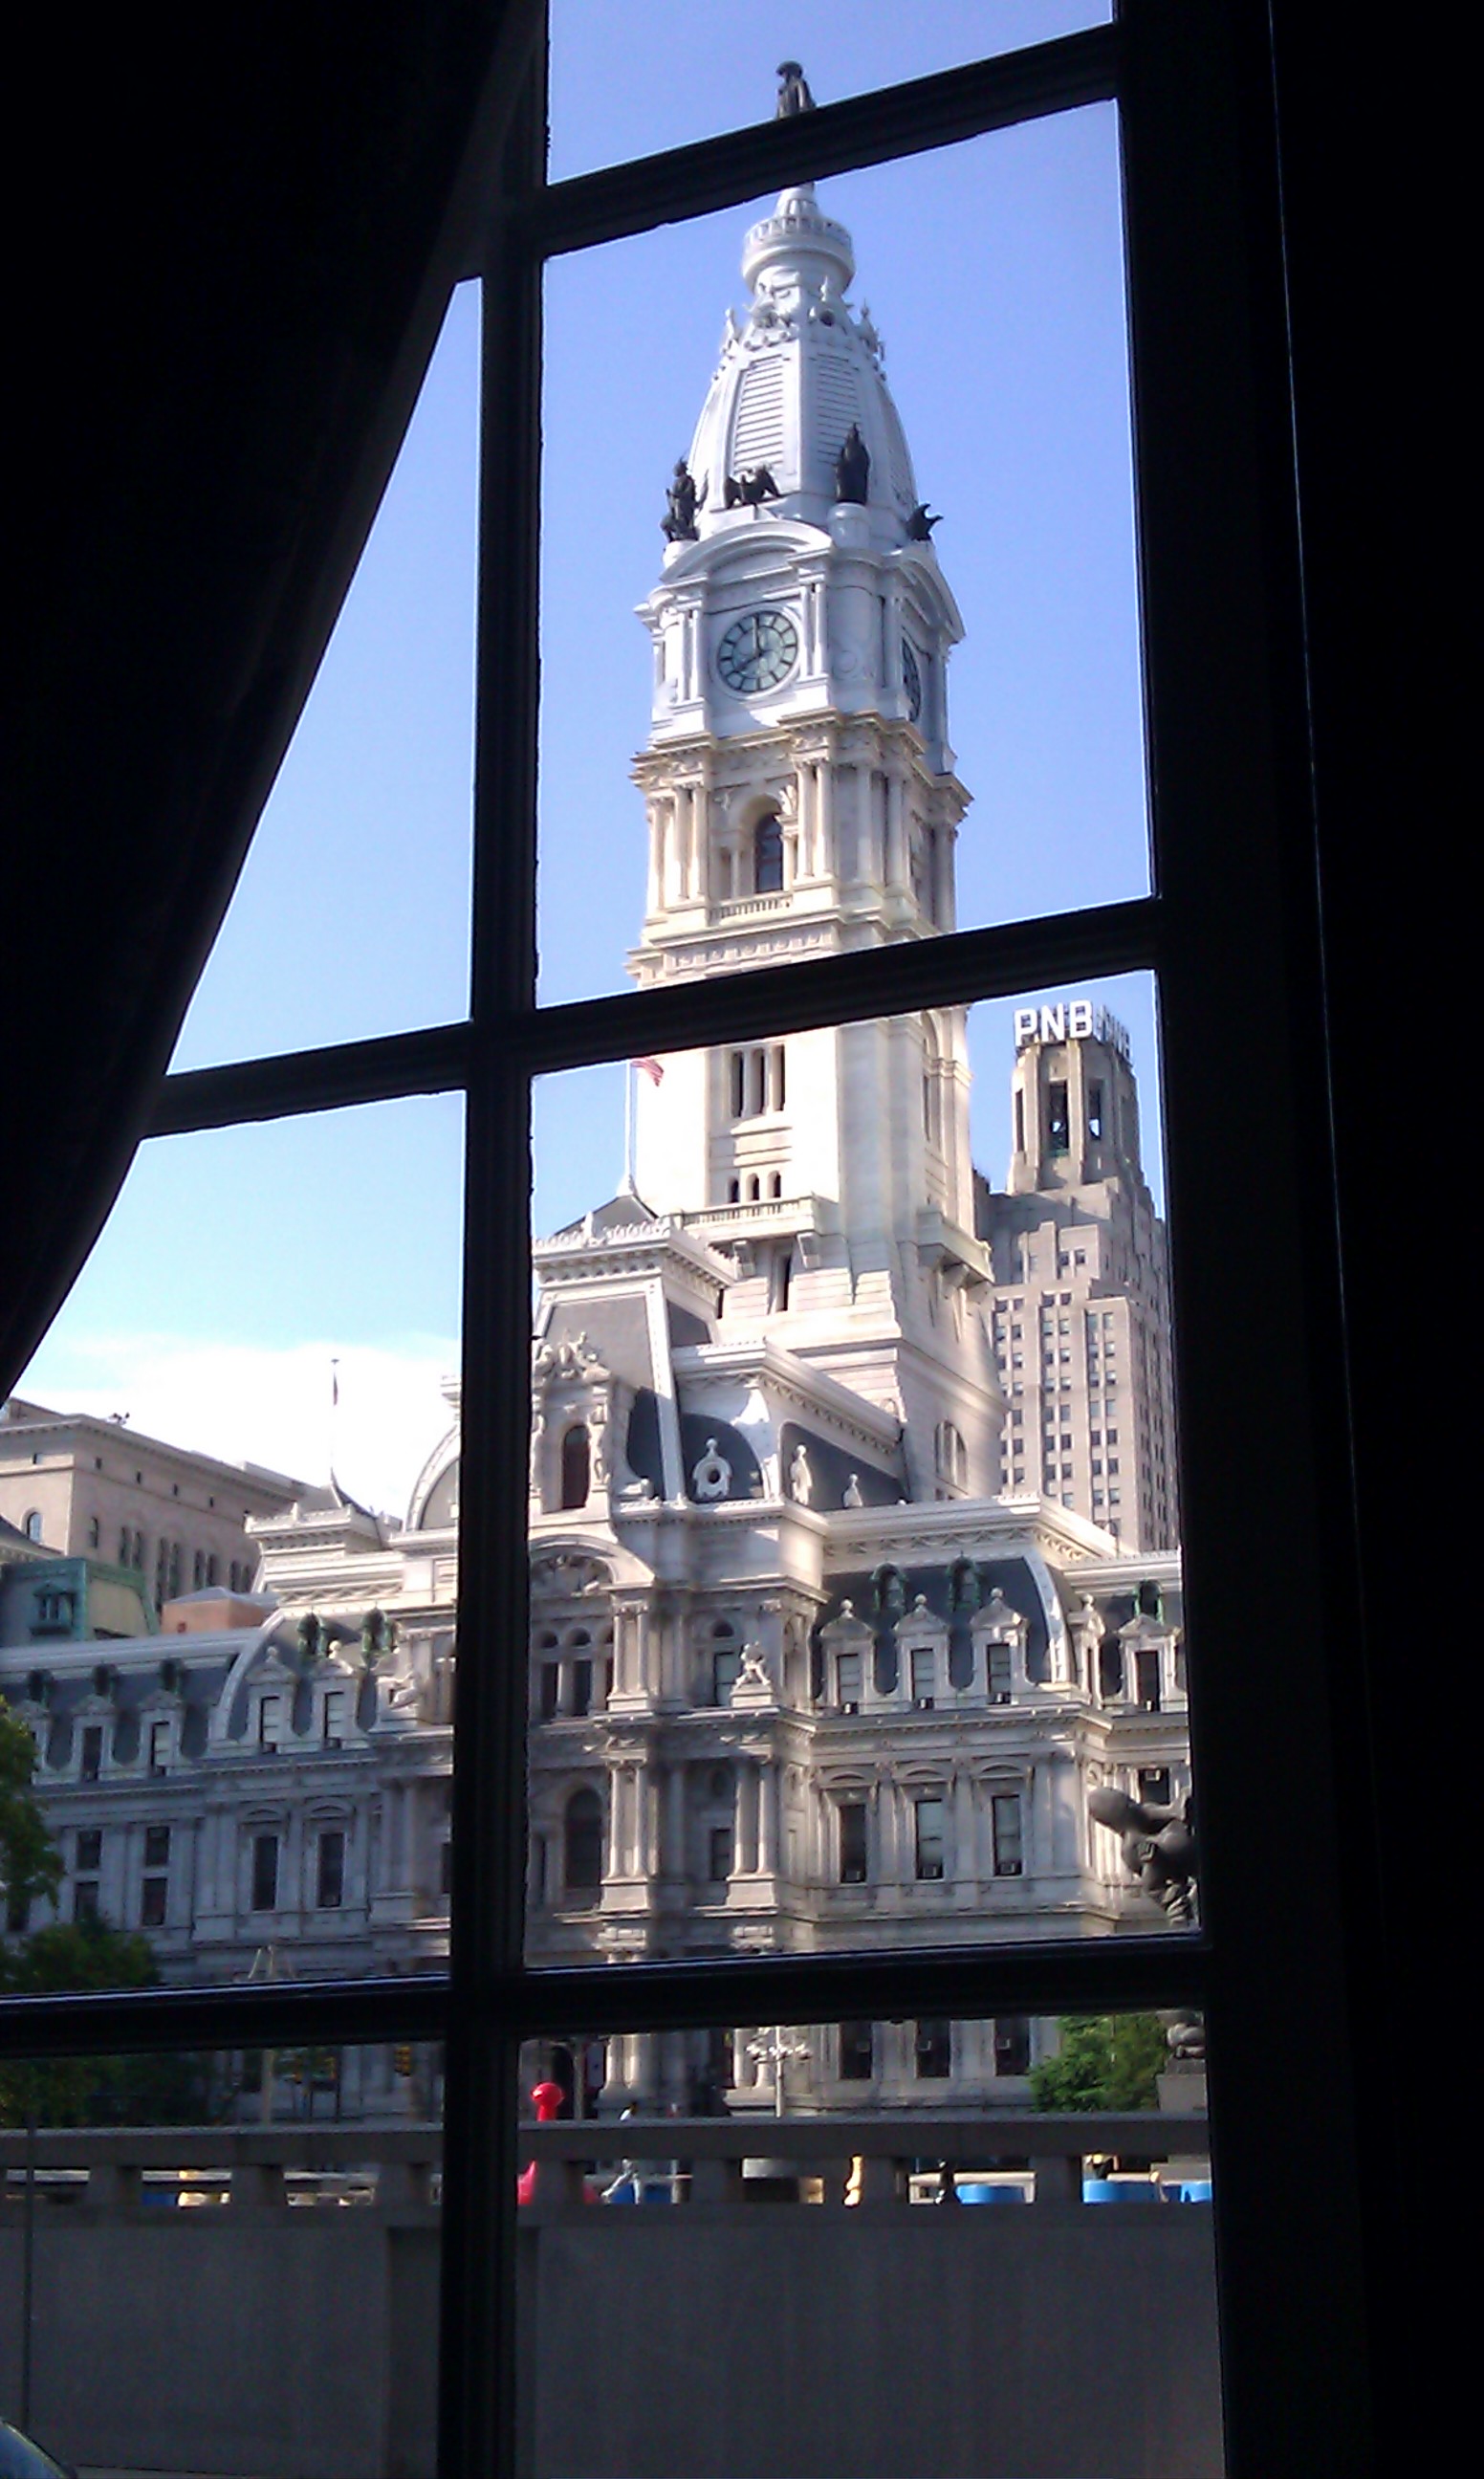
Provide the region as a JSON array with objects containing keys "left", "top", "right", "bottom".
[{"left": 977, "top": 998, "right": 1179, "bottom": 1549}]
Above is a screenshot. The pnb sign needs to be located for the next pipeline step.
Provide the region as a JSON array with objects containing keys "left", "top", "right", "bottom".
[{"left": 1014, "top": 998, "right": 1131, "bottom": 1058}]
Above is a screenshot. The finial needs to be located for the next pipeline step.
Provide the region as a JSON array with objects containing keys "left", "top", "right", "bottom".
[{"left": 775, "top": 62, "right": 815, "bottom": 118}]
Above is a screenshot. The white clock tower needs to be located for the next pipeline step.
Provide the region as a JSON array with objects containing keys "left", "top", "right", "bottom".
[{"left": 628, "top": 177, "right": 997, "bottom": 1500}]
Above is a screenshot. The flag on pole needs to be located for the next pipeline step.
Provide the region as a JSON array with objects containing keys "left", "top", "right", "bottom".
[{"left": 633, "top": 1056, "right": 665, "bottom": 1086}]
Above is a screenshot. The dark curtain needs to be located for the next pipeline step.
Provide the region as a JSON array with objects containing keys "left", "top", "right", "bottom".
[{"left": 5, "top": 1, "right": 538, "bottom": 1392}]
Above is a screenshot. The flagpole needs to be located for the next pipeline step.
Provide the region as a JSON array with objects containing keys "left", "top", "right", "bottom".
[
  {"left": 329, "top": 1355, "right": 339, "bottom": 1485},
  {"left": 622, "top": 1060, "right": 636, "bottom": 1196}
]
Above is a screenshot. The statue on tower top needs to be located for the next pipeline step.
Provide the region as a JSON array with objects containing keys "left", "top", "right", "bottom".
[{"left": 775, "top": 61, "right": 815, "bottom": 118}]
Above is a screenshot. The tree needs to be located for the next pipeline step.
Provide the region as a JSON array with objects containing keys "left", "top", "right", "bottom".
[
  {"left": 0, "top": 1694, "right": 220, "bottom": 2125},
  {"left": 1029, "top": 2013, "right": 1168, "bottom": 2114},
  {"left": 0, "top": 1694, "right": 61, "bottom": 1931}
]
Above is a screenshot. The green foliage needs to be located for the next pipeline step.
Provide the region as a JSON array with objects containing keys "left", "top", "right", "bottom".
[
  {"left": 0, "top": 1693, "right": 62, "bottom": 1921},
  {"left": 1028, "top": 2013, "right": 1168, "bottom": 2114},
  {"left": 0, "top": 1694, "right": 223, "bottom": 2127}
]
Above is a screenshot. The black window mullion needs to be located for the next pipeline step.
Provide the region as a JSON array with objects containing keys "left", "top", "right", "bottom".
[
  {"left": 148, "top": 1020, "right": 474, "bottom": 1140},
  {"left": 438, "top": 41, "right": 545, "bottom": 2479},
  {"left": 143, "top": 893, "right": 1160, "bottom": 1141},
  {"left": 0, "top": 1973, "right": 447, "bottom": 2063},
  {"left": 512, "top": 895, "right": 1160, "bottom": 1079},
  {"left": 500, "top": 1935, "right": 1206, "bottom": 2047},
  {"left": 524, "top": 24, "right": 1121, "bottom": 263},
  {"left": 1119, "top": 6, "right": 1371, "bottom": 2470}
]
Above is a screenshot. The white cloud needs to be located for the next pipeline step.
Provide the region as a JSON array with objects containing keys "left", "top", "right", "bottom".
[{"left": 18, "top": 1332, "right": 459, "bottom": 1520}]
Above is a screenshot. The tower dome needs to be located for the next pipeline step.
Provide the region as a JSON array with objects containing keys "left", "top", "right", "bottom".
[{"left": 685, "top": 183, "right": 921, "bottom": 544}]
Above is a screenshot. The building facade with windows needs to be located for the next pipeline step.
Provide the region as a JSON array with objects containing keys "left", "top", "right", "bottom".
[
  {"left": 0, "top": 1395, "right": 300, "bottom": 1606},
  {"left": 977, "top": 1001, "right": 1179, "bottom": 1549},
  {"left": 2, "top": 170, "right": 1189, "bottom": 2120}
]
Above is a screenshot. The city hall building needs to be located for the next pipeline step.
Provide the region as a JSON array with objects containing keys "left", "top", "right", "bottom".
[{"left": 3, "top": 174, "right": 1187, "bottom": 2117}]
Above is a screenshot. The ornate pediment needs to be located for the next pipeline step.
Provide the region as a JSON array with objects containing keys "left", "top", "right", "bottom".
[{"left": 530, "top": 1549, "right": 613, "bottom": 1599}]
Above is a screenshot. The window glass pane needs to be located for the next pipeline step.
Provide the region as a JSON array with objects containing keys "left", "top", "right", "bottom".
[
  {"left": 525, "top": 975, "right": 1191, "bottom": 1968},
  {"left": 513, "top": 2011, "right": 1222, "bottom": 2475},
  {"left": 548, "top": 4, "right": 1111, "bottom": 183},
  {"left": 0, "top": 2041, "right": 440, "bottom": 2473},
  {"left": 538, "top": 112, "right": 1144, "bottom": 1006},
  {"left": 6, "top": 1098, "right": 462, "bottom": 1987},
  {"left": 169, "top": 283, "right": 480, "bottom": 1072}
]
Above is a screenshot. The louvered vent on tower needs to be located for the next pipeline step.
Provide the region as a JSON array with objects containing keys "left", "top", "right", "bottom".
[
  {"left": 814, "top": 358, "right": 862, "bottom": 490},
  {"left": 731, "top": 360, "right": 786, "bottom": 475}
]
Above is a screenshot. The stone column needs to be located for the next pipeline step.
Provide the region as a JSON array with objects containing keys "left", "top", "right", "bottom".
[
  {"left": 736, "top": 1763, "right": 759, "bottom": 1875},
  {"left": 665, "top": 1761, "right": 687, "bottom": 1882},
  {"left": 952, "top": 1770, "right": 976, "bottom": 1885},
  {"left": 875, "top": 1779, "right": 898, "bottom": 1884},
  {"left": 885, "top": 770, "right": 906, "bottom": 892},
  {"left": 758, "top": 1762, "right": 780, "bottom": 1876},
  {"left": 1050, "top": 1747, "right": 1080, "bottom": 1875},
  {"left": 646, "top": 798, "right": 663, "bottom": 913},
  {"left": 1030, "top": 1761, "right": 1057, "bottom": 1883},
  {"left": 695, "top": 783, "right": 711, "bottom": 906},
  {"left": 856, "top": 764, "right": 875, "bottom": 885},
  {"left": 819, "top": 757, "right": 837, "bottom": 882},
  {"left": 605, "top": 1766, "right": 623, "bottom": 1878}
]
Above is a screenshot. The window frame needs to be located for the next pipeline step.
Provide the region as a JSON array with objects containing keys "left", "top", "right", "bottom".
[{"left": 0, "top": 11, "right": 1386, "bottom": 2474}]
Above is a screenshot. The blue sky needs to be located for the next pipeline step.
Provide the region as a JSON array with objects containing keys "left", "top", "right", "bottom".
[{"left": 23, "top": 8, "right": 1163, "bottom": 1516}]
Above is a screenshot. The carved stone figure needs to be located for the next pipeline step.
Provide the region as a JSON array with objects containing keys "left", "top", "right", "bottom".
[
  {"left": 739, "top": 1641, "right": 772, "bottom": 1688},
  {"left": 661, "top": 459, "right": 705, "bottom": 542},
  {"left": 360, "top": 1608, "right": 396, "bottom": 1665},
  {"left": 842, "top": 1472, "right": 864, "bottom": 1509},
  {"left": 1088, "top": 1785, "right": 1197, "bottom": 1927},
  {"left": 1161, "top": 2010, "right": 1207, "bottom": 2062},
  {"left": 906, "top": 502, "right": 942, "bottom": 541},
  {"left": 775, "top": 60, "right": 815, "bottom": 118},
  {"left": 691, "top": 1438, "right": 732, "bottom": 1501},
  {"left": 788, "top": 1444, "right": 814, "bottom": 1505},
  {"left": 724, "top": 465, "right": 781, "bottom": 509},
  {"left": 297, "top": 1611, "right": 325, "bottom": 1664},
  {"left": 834, "top": 424, "right": 870, "bottom": 505}
]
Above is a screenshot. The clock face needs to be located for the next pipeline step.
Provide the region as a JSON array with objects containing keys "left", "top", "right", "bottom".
[
  {"left": 902, "top": 637, "right": 924, "bottom": 723},
  {"left": 716, "top": 607, "right": 799, "bottom": 694}
]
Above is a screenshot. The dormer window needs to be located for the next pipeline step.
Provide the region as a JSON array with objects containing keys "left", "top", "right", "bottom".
[
  {"left": 257, "top": 1695, "right": 282, "bottom": 1747},
  {"left": 33, "top": 1586, "right": 76, "bottom": 1636}
]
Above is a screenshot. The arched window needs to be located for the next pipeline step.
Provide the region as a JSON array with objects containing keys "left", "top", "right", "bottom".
[
  {"left": 935, "top": 1421, "right": 967, "bottom": 1491},
  {"left": 564, "top": 1788, "right": 604, "bottom": 1889},
  {"left": 559, "top": 1424, "right": 590, "bottom": 1510},
  {"left": 22, "top": 1510, "right": 42, "bottom": 1542},
  {"left": 753, "top": 810, "right": 784, "bottom": 893}
]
